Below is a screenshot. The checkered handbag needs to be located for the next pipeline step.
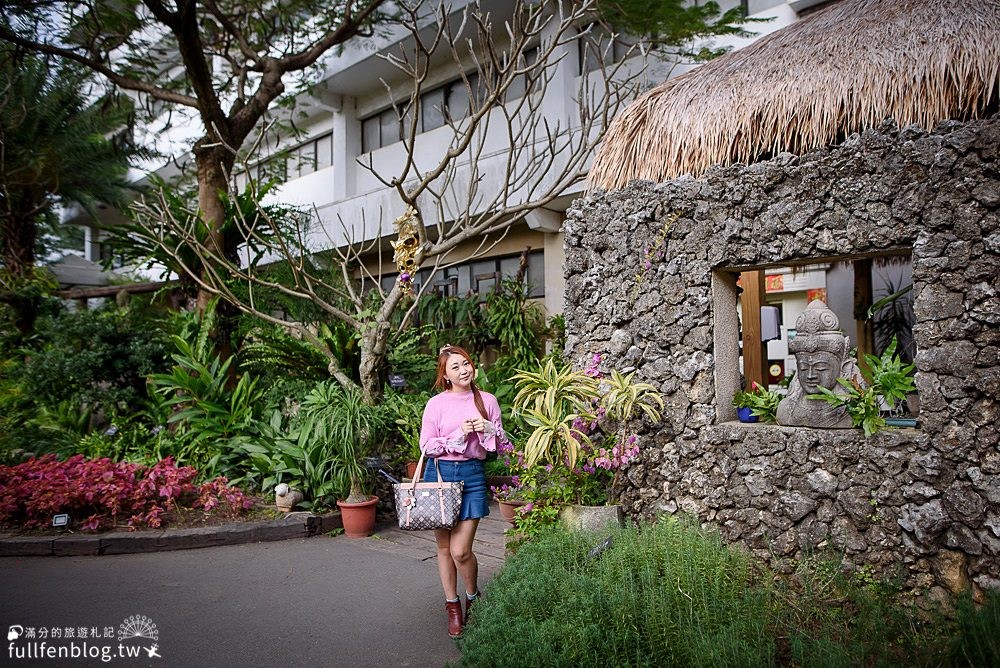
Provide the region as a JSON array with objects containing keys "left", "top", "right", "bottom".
[{"left": 393, "top": 453, "right": 464, "bottom": 531}]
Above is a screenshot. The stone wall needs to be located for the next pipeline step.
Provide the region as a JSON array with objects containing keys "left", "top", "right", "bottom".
[{"left": 563, "top": 117, "right": 999, "bottom": 600}]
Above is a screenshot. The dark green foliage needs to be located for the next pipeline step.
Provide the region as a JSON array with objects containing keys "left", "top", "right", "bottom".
[
  {"left": 21, "top": 304, "right": 171, "bottom": 411},
  {"left": 149, "top": 300, "right": 268, "bottom": 480},
  {"left": 462, "top": 521, "right": 984, "bottom": 668},
  {"left": 386, "top": 325, "right": 438, "bottom": 390},
  {"left": 414, "top": 290, "right": 487, "bottom": 355},
  {"left": 596, "top": 0, "right": 766, "bottom": 61},
  {"left": 240, "top": 323, "right": 333, "bottom": 381},
  {"left": 947, "top": 592, "right": 1000, "bottom": 667},
  {"left": 462, "top": 520, "right": 775, "bottom": 667},
  {"left": 484, "top": 278, "right": 546, "bottom": 373},
  {"left": 0, "top": 50, "right": 141, "bottom": 270}
]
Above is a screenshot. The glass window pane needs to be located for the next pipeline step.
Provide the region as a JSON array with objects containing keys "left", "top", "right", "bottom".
[
  {"left": 298, "top": 143, "right": 316, "bottom": 176},
  {"left": 380, "top": 108, "right": 399, "bottom": 146},
  {"left": 471, "top": 259, "right": 498, "bottom": 296},
  {"left": 362, "top": 116, "right": 380, "bottom": 152},
  {"left": 421, "top": 87, "right": 446, "bottom": 132},
  {"left": 527, "top": 251, "right": 545, "bottom": 297},
  {"left": 506, "top": 69, "right": 525, "bottom": 101},
  {"left": 316, "top": 133, "right": 332, "bottom": 169},
  {"left": 453, "top": 264, "right": 469, "bottom": 296},
  {"left": 499, "top": 255, "right": 520, "bottom": 279},
  {"left": 447, "top": 79, "right": 471, "bottom": 120}
]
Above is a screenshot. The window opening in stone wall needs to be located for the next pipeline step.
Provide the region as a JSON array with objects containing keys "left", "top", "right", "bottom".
[{"left": 717, "top": 253, "right": 918, "bottom": 430}]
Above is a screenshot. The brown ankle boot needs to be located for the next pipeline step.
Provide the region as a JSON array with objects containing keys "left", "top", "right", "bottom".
[
  {"left": 445, "top": 600, "right": 463, "bottom": 638},
  {"left": 465, "top": 591, "right": 482, "bottom": 624}
]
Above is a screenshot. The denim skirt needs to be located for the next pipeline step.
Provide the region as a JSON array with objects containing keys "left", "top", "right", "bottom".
[{"left": 422, "top": 458, "right": 490, "bottom": 521}]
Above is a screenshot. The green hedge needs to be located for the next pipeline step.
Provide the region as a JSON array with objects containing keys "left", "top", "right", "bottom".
[{"left": 460, "top": 519, "right": 999, "bottom": 667}]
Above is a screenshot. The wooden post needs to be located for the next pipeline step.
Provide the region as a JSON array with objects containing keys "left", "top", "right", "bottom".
[
  {"left": 854, "top": 258, "right": 874, "bottom": 375},
  {"left": 740, "top": 270, "right": 768, "bottom": 389}
]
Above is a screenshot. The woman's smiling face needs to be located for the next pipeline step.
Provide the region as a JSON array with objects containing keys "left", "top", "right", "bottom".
[{"left": 445, "top": 353, "right": 474, "bottom": 391}]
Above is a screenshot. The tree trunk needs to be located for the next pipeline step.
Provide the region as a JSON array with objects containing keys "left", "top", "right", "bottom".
[
  {"left": 193, "top": 142, "right": 238, "bottom": 381},
  {"left": 1, "top": 212, "right": 37, "bottom": 279},
  {"left": 1, "top": 211, "right": 42, "bottom": 335},
  {"left": 358, "top": 337, "right": 386, "bottom": 406},
  {"left": 193, "top": 142, "right": 234, "bottom": 315}
]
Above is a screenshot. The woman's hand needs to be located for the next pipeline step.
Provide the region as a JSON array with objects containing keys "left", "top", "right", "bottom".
[{"left": 462, "top": 417, "right": 486, "bottom": 434}]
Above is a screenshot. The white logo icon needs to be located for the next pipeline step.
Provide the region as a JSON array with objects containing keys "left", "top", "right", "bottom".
[
  {"left": 144, "top": 644, "right": 162, "bottom": 658},
  {"left": 7, "top": 625, "right": 23, "bottom": 641},
  {"left": 118, "top": 615, "right": 159, "bottom": 642}
]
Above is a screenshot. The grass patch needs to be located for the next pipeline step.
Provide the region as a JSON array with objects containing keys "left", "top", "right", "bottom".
[{"left": 460, "top": 518, "right": 999, "bottom": 667}]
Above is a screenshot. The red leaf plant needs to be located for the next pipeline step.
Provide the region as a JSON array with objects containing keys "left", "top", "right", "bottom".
[{"left": 0, "top": 455, "right": 253, "bottom": 532}]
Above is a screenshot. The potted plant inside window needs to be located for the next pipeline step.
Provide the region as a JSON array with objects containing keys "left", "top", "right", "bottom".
[
  {"left": 508, "top": 355, "right": 664, "bottom": 535},
  {"left": 732, "top": 382, "right": 782, "bottom": 423}
]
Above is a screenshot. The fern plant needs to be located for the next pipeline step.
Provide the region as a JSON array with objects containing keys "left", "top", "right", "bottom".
[{"left": 809, "top": 337, "right": 916, "bottom": 436}]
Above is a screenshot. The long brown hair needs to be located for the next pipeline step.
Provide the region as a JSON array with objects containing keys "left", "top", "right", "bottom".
[{"left": 435, "top": 345, "right": 489, "bottom": 420}]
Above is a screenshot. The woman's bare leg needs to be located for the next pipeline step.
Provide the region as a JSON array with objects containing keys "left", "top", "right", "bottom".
[
  {"left": 448, "top": 519, "right": 481, "bottom": 596},
  {"left": 433, "top": 528, "right": 458, "bottom": 599}
]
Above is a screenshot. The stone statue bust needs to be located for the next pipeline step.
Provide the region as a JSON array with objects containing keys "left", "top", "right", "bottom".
[{"left": 776, "top": 300, "right": 860, "bottom": 429}]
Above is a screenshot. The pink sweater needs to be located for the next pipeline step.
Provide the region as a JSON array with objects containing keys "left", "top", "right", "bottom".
[{"left": 419, "top": 390, "right": 506, "bottom": 461}]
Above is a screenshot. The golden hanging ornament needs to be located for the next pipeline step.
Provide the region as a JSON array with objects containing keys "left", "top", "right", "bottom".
[{"left": 390, "top": 206, "right": 421, "bottom": 295}]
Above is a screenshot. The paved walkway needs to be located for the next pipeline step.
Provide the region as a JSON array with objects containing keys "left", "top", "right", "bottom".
[{"left": 0, "top": 508, "right": 510, "bottom": 668}]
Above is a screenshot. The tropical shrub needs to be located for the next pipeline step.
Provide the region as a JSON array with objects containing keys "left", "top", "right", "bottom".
[
  {"left": 18, "top": 304, "right": 171, "bottom": 413},
  {"left": 382, "top": 390, "right": 429, "bottom": 464},
  {"left": 484, "top": 277, "right": 546, "bottom": 372},
  {"left": 0, "top": 455, "right": 252, "bottom": 532},
  {"left": 150, "top": 301, "right": 269, "bottom": 480},
  {"left": 150, "top": 334, "right": 266, "bottom": 479},
  {"left": 234, "top": 382, "right": 389, "bottom": 508}
]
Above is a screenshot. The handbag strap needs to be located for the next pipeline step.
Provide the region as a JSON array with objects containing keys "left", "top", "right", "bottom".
[{"left": 409, "top": 451, "right": 444, "bottom": 491}]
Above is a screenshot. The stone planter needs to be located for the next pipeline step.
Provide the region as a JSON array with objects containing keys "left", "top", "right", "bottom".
[{"left": 559, "top": 504, "right": 624, "bottom": 533}]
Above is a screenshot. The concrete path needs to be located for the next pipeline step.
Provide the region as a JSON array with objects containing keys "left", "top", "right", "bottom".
[{"left": 0, "top": 509, "right": 509, "bottom": 668}]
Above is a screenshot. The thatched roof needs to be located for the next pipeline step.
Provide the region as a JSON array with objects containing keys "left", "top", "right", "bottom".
[{"left": 589, "top": 0, "right": 1000, "bottom": 190}]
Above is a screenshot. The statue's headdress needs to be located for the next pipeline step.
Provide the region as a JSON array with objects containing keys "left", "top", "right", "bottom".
[{"left": 788, "top": 300, "right": 847, "bottom": 357}]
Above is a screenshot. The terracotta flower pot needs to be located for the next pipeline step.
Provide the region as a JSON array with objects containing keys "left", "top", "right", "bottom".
[
  {"left": 497, "top": 499, "right": 527, "bottom": 524},
  {"left": 405, "top": 460, "right": 419, "bottom": 480},
  {"left": 336, "top": 496, "right": 379, "bottom": 538}
]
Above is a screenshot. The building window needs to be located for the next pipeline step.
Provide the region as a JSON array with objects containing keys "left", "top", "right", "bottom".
[
  {"left": 234, "top": 132, "right": 333, "bottom": 190},
  {"left": 379, "top": 250, "right": 545, "bottom": 300},
  {"left": 362, "top": 50, "right": 538, "bottom": 153},
  {"left": 578, "top": 24, "right": 632, "bottom": 75}
]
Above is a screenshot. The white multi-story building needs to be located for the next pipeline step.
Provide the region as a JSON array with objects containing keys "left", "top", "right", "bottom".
[{"left": 71, "top": 0, "right": 826, "bottom": 317}]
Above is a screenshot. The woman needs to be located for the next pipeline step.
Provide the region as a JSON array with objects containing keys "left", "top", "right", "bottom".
[{"left": 419, "top": 344, "right": 506, "bottom": 639}]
